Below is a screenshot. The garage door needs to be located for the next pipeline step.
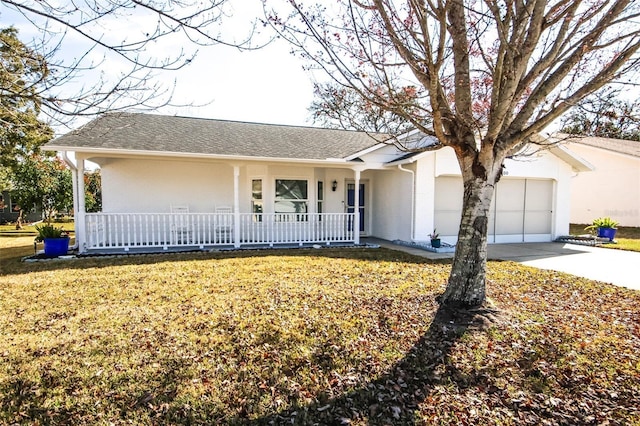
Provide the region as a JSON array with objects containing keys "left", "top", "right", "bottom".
[{"left": 434, "top": 177, "right": 553, "bottom": 243}]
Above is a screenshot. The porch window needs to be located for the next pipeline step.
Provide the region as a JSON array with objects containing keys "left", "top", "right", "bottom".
[
  {"left": 275, "top": 179, "right": 308, "bottom": 220},
  {"left": 252, "top": 179, "right": 263, "bottom": 222}
]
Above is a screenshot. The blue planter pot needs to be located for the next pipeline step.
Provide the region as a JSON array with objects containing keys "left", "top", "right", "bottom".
[
  {"left": 44, "top": 237, "right": 70, "bottom": 257},
  {"left": 597, "top": 227, "right": 617, "bottom": 241},
  {"left": 431, "top": 239, "right": 441, "bottom": 248}
]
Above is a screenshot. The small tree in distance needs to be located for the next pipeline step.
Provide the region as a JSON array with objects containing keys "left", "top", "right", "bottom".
[
  {"left": 561, "top": 88, "right": 640, "bottom": 141},
  {"left": 267, "top": 0, "right": 640, "bottom": 310},
  {"left": 10, "top": 154, "right": 72, "bottom": 227},
  {"left": 310, "top": 82, "right": 413, "bottom": 135},
  {"left": 84, "top": 170, "right": 102, "bottom": 213}
]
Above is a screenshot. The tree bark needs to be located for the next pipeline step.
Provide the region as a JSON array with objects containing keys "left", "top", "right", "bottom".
[{"left": 440, "top": 154, "right": 500, "bottom": 309}]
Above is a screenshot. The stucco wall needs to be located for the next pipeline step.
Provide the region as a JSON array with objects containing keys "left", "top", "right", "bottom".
[
  {"left": 100, "top": 158, "right": 369, "bottom": 219},
  {"left": 100, "top": 158, "right": 234, "bottom": 213},
  {"left": 567, "top": 143, "right": 640, "bottom": 227},
  {"left": 369, "top": 168, "right": 413, "bottom": 242}
]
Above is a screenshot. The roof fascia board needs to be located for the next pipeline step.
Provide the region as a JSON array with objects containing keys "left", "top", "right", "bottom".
[
  {"left": 44, "top": 145, "right": 367, "bottom": 167},
  {"left": 384, "top": 149, "right": 437, "bottom": 166},
  {"left": 345, "top": 128, "right": 435, "bottom": 162},
  {"left": 343, "top": 141, "right": 389, "bottom": 161}
]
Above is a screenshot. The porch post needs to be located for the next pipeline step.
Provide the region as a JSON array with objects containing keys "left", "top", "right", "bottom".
[
  {"left": 76, "top": 155, "right": 87, "bottom": 253},
  {"left": 354, "top": 169, "right": 361, "bottom": 245},
  {"left": 233, "top": 165, "right": 241, "bottom": 248}
]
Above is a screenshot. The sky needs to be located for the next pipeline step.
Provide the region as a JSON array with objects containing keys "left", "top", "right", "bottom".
[
  {"left": 0, "top": 0, "right": 317, "bottom": 132},
  {"left": 3, "top": 0, "right": 637, "bottom": 137}
]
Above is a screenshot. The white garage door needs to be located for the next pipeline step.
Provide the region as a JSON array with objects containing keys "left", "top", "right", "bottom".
[{"left": 435, "top": 177, "right": 553, "bottom": 243}]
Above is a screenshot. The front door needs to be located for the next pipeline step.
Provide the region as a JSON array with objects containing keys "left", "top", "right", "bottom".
[{"left": 346, "top": 182, "right": 367, "bottom": 234}]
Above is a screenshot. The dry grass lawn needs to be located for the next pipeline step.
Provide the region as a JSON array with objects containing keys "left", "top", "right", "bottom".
[{"left": 0, "top": 238, "right": 639, "bottom": 425}]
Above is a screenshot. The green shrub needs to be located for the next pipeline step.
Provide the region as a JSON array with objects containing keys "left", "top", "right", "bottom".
[
  {"left": 34, "top": 223, "right": 68, "bottom": 242},
  {"left": 585, "top": 217, "right": 618, "bottom": 231}
]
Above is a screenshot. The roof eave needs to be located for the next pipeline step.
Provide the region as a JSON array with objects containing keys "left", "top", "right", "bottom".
[
  {"left": 43, "top": 145, "right": 358, "bottom": 166},
  {"left": 343, "top": 140, "right": 390, "bottom": 161}
]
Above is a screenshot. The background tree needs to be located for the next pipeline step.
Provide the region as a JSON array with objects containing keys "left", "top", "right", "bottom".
[
  {"left": 10, "top": 154, "right": 72, "bottom": 226},
  {"left": 84, "top": 169, "right": 102, "bottom": 213},
  {"left": 310, "top": 82, "right": 413, "bottom": 134},
  {"left": 1, "top": 27, "right": 54, "bottom": 169},
  {"left": 267, "top": 0, "right": 640, "bottom": 309},
  {"left": 1, "top": 0, "right": 259, "bottom": 126},
  {"left": 561, "top": 88, "right": 640, "bottom": 141}
]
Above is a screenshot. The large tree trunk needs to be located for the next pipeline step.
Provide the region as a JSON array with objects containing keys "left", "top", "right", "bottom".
[{"left": 440, "top": 150, "right": 502, "bottom": 309}]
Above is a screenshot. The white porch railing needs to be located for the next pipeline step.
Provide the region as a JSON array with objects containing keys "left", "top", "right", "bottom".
[{"left": 85, "top": 212, "right": 355, "bottom": 251}]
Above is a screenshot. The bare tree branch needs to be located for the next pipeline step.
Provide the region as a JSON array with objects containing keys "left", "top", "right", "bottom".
[{"left": 1, "top": 0, "right": 265, "bottom": 127}]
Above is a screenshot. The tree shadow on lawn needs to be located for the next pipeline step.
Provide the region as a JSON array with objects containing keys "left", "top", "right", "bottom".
[
  {"left": 234, "top": 306, "right": 498, "bottom": 425},
  {"left": 1, "top": 245, "right": 448, "bottom": 277},
  {"left": 1, "top": 304, "right": 496, "bottom": 426}
]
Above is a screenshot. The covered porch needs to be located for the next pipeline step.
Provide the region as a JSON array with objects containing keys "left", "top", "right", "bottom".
[{"left": 69, "top": 155, "right": 371, "bottom": 254}]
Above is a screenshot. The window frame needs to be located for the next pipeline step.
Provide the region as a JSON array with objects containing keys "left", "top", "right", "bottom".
[
  {"left": 251, "top": 178, "right": 264, "bottom": 222},
  {"left": 274, "top": 178, "right": 309, "bottom": 221}
]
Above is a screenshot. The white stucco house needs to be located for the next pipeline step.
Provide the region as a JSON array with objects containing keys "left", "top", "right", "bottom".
[
  {"left": 44, "top": 113, "right": 592, "bottom": 254},
  {"left": 561, "top": 136, "right": 640, "bottom": 227}
]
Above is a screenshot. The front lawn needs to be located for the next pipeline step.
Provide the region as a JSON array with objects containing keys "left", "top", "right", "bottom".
[{"left": 1, "top": 242, "right": 639, "bottom": 425}]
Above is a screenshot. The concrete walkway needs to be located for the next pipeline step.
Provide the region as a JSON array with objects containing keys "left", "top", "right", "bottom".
[{"left": 368, "top": 239, "right": 639, "bottom": 291}]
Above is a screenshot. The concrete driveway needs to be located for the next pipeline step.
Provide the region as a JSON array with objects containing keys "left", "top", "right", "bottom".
[
  {"left": 487, "top": 243, "right": 639, "bottom": 290},
  {"left": 369, "top": 239, "right": 639, "bottom": 291}
]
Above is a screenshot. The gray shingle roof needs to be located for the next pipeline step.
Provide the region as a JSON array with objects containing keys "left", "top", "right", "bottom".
[
  {"left": 46, "top": 113, "right": 390, "bottom": 160},
  {"left": 570, "top": 135, "right": 640, "bottom": 158}
]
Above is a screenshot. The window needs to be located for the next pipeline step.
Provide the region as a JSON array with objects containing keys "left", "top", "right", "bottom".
[
  {"left": 317, "top": 181, "right": 324, "bottom": 216},
  {"left": 275, "top": 179, "right": 308, "bottom": 220},
  {"left": 251, "top": 179, "right": 263, "bottom": 222}
]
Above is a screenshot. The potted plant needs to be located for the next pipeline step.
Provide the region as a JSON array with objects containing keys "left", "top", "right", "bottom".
[
  {"left": 429, "top": 229, "right": 441, "bottom": 248},
  {"left": 585, "top": 217, "right": 618, "bottom": 241},
  {"left": 35, "top": 223, "right": 70, "bottom": 257}
]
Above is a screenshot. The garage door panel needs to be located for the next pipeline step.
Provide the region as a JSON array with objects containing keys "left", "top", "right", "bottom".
[
  {"left": 495, "top": 179, "right": 525, "bottom": 237},
  {"left": 496, "top": 211, "right": 525, "bottom": 235},
  {"left": 435, "top": 177, "right": 553, "bottom": 242},
  {"left": 496, "top": 180, "right": 525, "bottom": 209},
  {"left": 525, "top": 180, "right": 553, "bottom": 210},
  {"left": 524, "top": 180, "right": 553, "bottom": 235}
]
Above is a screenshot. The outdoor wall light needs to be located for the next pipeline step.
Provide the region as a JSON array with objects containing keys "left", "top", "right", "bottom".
[{"left": 332, "top": 180, "right": 338, "bottom": 192}]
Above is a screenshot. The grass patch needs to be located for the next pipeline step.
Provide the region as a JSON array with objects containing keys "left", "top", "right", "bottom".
[
  {"left": 570, "top": 224, "right": 640, "bottom": 252},
  {"left": 1, "top": 241, "right": 639, "bottom": 425},
  {"left": 0, "top": 222, "right": 75, "bottom": 238}
]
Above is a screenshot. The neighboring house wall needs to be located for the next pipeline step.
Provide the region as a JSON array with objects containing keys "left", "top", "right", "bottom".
[
  {"left": 567, "top": 143, "right": 640, "bottom": 227},
  {"left": 0, "top": 191, "right": 43, "bottom": 224}
]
